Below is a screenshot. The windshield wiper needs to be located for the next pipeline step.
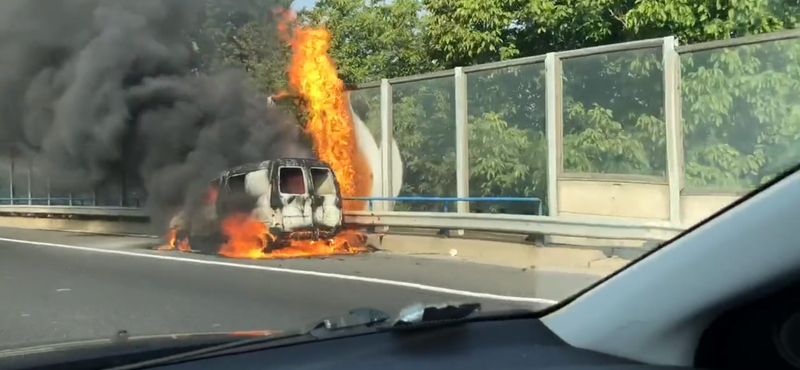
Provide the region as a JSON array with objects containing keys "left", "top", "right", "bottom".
[
  {"left": 102, "top": 307, "right": 392, "bottom": 370},
  {"left": 393, "top": 302, "right": 481, "bottom": 327},
  {"left": 304, "top": 307, "right": 391, "bottom": 339},
  {"left": 103, "top": 303, "right": 481, "bottom": 370}
]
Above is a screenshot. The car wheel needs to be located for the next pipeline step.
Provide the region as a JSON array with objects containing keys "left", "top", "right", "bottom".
[
  {"left": 174, "top": 228, "right": 189, "bottom": 250},
  {"left": 189, "top": 231, "right": 224, "bottom": 255}
]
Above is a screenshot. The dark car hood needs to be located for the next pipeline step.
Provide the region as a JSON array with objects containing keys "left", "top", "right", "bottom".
[{"left": 0, "top": 330, "right": 278, "bottom": 358}]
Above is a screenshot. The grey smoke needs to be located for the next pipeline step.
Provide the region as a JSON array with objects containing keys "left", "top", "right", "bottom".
[{"left": 0, "top": 0, "right": 312, "bottom": 229}]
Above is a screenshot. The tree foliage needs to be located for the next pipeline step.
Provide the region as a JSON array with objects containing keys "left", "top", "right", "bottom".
[{"left": 299, "top": 0, "right": 433, "bottom": 84}]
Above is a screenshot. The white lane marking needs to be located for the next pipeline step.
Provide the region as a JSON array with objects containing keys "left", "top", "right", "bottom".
[{"left": 0, "top": 236, "right": 558, "bottom": 305}]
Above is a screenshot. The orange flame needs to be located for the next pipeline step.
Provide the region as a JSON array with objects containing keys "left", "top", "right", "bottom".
[
  {"left": 218, "top": 213, "right": 272, "bottom": 259},
  {"left": 206, "top": 187, "right": 218, "bottom": 205},
  {"left": 268, "top": 229, "right": 367, "bottom": 258},
  {"left": 158, "top": 228, "right": 191, "bottom": 252},
  {"left": 217, "top": 213, "right": 369, "bottom": 259},
  {"left": 276, "top": 9, "right": 372, "bottom": 211}
]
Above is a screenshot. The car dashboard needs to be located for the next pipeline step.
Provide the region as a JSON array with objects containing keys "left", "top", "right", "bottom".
[
  {"left": 696, "top": 276, "right": 800, "bottom": 370},
  {"left": 149, "top": 319, "right": 692, "bottom": 370},
  {"left": 9, "top": 297, "right": 800, "bottom": 370}
]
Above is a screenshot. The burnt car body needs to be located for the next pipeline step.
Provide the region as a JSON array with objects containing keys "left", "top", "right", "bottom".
[{"left": 169, "top": 158, "right": 344, "bottom": 252}]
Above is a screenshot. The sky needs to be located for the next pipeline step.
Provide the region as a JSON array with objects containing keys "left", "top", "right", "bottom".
[{"left": 292, "top": 0, "right": 317, "bottom": 10}]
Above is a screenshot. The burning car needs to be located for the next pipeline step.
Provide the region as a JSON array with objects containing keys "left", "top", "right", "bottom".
[{"left": 168, "top": 158, "right": 346, "bottom": 255}]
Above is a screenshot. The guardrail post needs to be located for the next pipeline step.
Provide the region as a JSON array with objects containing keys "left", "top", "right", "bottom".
[
  {"left": 663, "top": 36, "right": 683, "bottom": 225},
  {"left": 378, "top": 78, "right": 393, "bottom": 233},
  {"left": 452, "top": 67, "right": 469, "bottom": 236}
]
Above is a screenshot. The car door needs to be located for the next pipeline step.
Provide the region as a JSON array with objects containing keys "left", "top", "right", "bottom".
[
  {"left": 277, "top": 166, "right": 313, "bottom": 231},
  {"left": 244, "top": 169, "right": 274, "bottom": 225},
  {"left": 309, "top": 167, "right": 342, "bottom": 231}
]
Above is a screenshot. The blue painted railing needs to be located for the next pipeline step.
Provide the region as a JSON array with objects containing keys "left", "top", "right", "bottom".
[{"left": 343, "top": 196, "right": 543, "bottom": 215}]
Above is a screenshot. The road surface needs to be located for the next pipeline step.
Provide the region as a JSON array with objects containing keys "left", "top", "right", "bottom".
[{"left": 0, "top": 227, "right": 600, "bottom": 348}]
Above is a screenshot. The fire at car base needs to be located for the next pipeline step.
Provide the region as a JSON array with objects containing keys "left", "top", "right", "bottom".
[
  {"left": 159, "top": 218, "right": 372, "bottom": 260},
  {"left": 218, "top": 217, "right": 370, "bottom": 259}
]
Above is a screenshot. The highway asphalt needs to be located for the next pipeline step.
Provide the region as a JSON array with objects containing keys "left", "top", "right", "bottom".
[{"left": 0, "top": 227, "right": 601, "bottom": 348}]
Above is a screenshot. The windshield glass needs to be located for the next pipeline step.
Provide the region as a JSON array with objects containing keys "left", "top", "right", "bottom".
[{"left": 0, "top": 0, "right": 797, "bottom": 352}]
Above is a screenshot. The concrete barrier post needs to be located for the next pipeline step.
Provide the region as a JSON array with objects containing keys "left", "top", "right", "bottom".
[
  {"left": 378, "top": 79, "right": 393, "bottom": 233},
  {"left": 452, "top": 67, "right": 469, "bottom": 237},
  {"left": 663, "top": 36, "right": 683, "bottom": 226}
]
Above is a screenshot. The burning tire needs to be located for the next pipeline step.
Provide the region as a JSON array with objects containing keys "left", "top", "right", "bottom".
[
  {"left": 188, "top": 231, "right": 226, "bottom": 255},
  {"left": 174, "top": 228, "right": 189, "bottom": 248}
]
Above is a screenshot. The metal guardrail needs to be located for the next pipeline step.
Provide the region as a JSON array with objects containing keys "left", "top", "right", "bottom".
[
  {"left": 343, "top": 196, "right": 543, "bottom": 215},
  {"left": 0, "top": 205, "right": 148, "bottom": 218},
  {"left": 0, "top": 197, "right": 144, "bottom": 207},
  {"left": 346, "top": 211, "right": 684, "bottom": 241},
  {"left": 1, "top": 196, "right": 543, "bottom": 215},
  {"left": 0, "top": 204, "right": 686, "bottom": 242}
]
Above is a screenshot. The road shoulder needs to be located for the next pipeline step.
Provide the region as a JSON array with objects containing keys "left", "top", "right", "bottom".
[{"left": 0, "top": 227, "right": 602, "bottom": 302}]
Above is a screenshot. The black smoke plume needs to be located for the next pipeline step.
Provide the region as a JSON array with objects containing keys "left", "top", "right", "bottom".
[{"left": 0, "top": 0, "right": 312, "bottom": 229}]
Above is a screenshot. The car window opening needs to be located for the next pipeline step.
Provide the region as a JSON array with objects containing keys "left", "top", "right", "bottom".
[
  {"left": 310, "top": 168, "right": 336, "bottom": 195},
  {"left": 280, "top": 167, "right": 306, "bottom": 195},
  {"left": 227, "top": 174, "right": 246, "bottom": 194}
]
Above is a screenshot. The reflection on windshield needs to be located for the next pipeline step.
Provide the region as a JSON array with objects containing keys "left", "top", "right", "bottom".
[{"left": 0, "top": 0, "right": 795, "bottom": 354}]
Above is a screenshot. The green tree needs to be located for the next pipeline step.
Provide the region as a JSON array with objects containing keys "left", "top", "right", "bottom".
[
  {"left": 298, "top": 0, "right": 433, "bottom": 85},
  {"left": 423, "top": 0, "right": 799, "bottom": 65}
]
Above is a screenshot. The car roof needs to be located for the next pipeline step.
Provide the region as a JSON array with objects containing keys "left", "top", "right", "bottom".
[{"left": 221, "top": 158, "right": 331, "bottom": 178}]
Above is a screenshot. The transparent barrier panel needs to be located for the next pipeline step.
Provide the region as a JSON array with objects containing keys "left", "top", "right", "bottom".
[
  {"left": 124, "top": 169, "right": 146, "bottom": 208},
  {"left": 0, "top": 148, "right": 10, "bottom": 205},
  {"left": 348, "top": 88, "right": 382, "bottom": 140},
  {"left": 346, "top": 87, "right": 383, "bottom": 211},
  {"left": 561, "top": 47, "right": 666, "bottom": 176},
  {"left": 392, "top": 76, "right": 456, "bottom": 212},
  {"left": 681, "top": 37, "right": 800, "bottom": 191},
  {"left": 29, "top": 161, "right": 49, "bottom": 205},
  {"left": 11, "top": 155, "right": 29, "bottom": 204},
  {"left": 95, "top": 173, "right": 123, "bottom": 207},
  {"left": 466, "top": 63, "right": 547, "bottom": 215}
]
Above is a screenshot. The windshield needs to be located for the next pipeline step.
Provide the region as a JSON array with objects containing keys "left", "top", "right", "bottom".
[{"left": 0, "top": 0, "right": 796, "bottom": 352}]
